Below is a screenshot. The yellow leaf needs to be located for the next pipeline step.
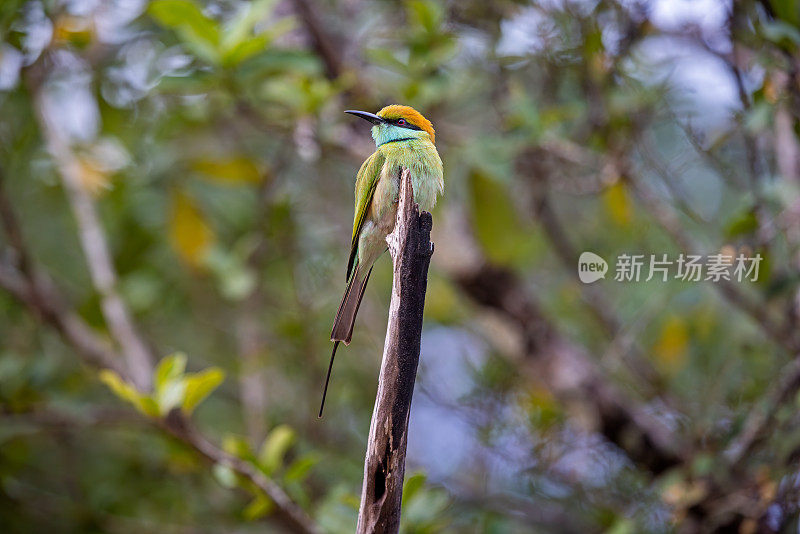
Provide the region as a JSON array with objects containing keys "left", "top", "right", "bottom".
[
  {"left": 169, "top": 190, "right": 215, "bottom": 266},
  {"left": 53, "top": 15, "right": 93, "bottom": 47},
  {"left": 192, "top": 157, "right": 263, "bottom": 185},
  {"left": 99, "top": 369, "right": 137, "bottom": 403},
  {"left": 661, "top": 478, "right": 707, "bottom": 508},
  {"left": 155, "top": 352, "right": 188, "bottom": 390},
  {"left": 258, "top": 424, "right": 295, "bottom": 475},
  {"left": 182, "top": 367, "right": 225, "bottom": 414},
  {"left": 603, "top": 181, "right": 631, "bottom": 227},
  {"left": 98, "top": 370, "right": 159, "bottom": 417},
  {"left": 243, "top": 493, "right": 274, "bottom": 520},
  {"left": 76, "top": 156, "right": 110, "bottom": 196},
  {"left": 653, "top": 315, "right": 689, "bottom": 373},
  {"left": 72, "top": 139, "right": 129, "bottom": 195},
  {"left": 764, "top": 75, "right": 778, "bottom": 104},
  {"left": 524, "top": 385, "right": 561, "bottom": 430},
  {"left": 222, "top": 434, "right": 251, "bottom": 458}
]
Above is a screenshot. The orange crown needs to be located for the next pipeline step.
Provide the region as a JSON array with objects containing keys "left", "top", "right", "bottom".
[{"left": 377, "top": 105, "right": 435, "bottom": 144}]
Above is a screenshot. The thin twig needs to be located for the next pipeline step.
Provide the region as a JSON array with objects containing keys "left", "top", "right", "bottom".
[
  {"left": 724, "top": 357, "right": 800, "bottom": 465},
  {"left": 32, "top": 91, "right": 154, "bottom": 390},
  {"left": 634, "top": 135, "right": 705, "bottom": 223},
  {"left": 0, "top": 406, "right": 146, "bottom": 429},
  {"left": 162, "top": 411, "right": 322, "bottom": 534}
]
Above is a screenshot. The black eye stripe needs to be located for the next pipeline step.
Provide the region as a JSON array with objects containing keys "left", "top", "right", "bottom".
[{"left": 387, "top": 118, "right": 421, "bottom": 130}]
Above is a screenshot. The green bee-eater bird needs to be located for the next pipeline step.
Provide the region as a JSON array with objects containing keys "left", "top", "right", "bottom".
[{"left": 318, "top": 105, "right": 443, "bottom": 417}]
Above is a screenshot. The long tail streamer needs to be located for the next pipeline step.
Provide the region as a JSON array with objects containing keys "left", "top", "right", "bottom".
[{"left": 318, "top": 341, "right": 340, "bottom": 418}]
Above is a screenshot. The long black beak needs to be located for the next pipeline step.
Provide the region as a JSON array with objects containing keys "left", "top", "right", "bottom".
[{"left": 344, "top": 110, "right": 384, "bottom": 125}]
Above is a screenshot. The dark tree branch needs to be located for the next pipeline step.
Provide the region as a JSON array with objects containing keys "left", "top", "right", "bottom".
[
  {"left": 452, "top": 261, "right": 686, "bottom": 474},
  {"left": 357, "top": 170, "right": 433, "bottom": 533},
  {"left": 0, "top": 259, "right": 128, "bottom": 378},
  {"left": 0, "top": 171, "right": 128, "bottom": 378},
  {"left": 289, "top": 0, "right": 344, "bottom": 80}
]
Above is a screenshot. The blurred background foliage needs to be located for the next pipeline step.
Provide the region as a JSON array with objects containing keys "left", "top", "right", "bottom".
[{"left": 2, "top": 0, "right": 800, "bottom": 532}]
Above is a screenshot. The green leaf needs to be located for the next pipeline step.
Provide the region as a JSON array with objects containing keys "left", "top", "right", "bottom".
[
  {"left": 221, "top": 0, "right": 278, "bottom": 52},
  {"left": 212, "top": 463, "right": 237, "bottom": 488},
  {"left": 99, "top": 370, "right": 159, "bottom": 417},
  {"left": 406, "top": 0, "right": 443, "bottom": 32},
  {"left": 192, "top": 157, "right": 262, "bottom": 185},
  {"left": 243, "top": 492, "right": 274, "bottom": 520},
  {"left": 148, "top": 0, "right": 221, "bottom": 64},
  {"left": 726, "top": 210, "right": 758, "bottom": 238},
  {"left": 468, "top": 169, "right": 540, "bottom": 265},
  {"left": 222, "top": 434, "right": 252, "bottom": 460},
  {"left": 402, "top": 486, "right": 449, "bottom": 525},
  {"left": 222, "top": 19, "right": 295, "bottom": 66},
  {"left": 204, "top": 247, "right": 257, "bottom": 301},
  {"left": 258, "top": 424, "right": 295, "bottom": 475},
  {"left": 365, "top": 47, "right": 409, "bottom": 73},
  {"left": 182, "top": 367, "right": 225, "bottom": 414},
  {"left": 761, "top": 19, "right": 800, "bottom": 47},
  {"left": 340, "top": 492, "right": 360, "bottom": 509},
  {"left": 284, "top": 453, "right": 320, "bottom": 482},
  {"left": 99, "top": 369, "right": 138, "bottom": 403},
  {"left": 691, "top": 454, "right": 714, "bottom": 477},
  {"left": 769, "top": 0, "right": 800, "bottom": 28},
  {"left": 139, "top": 396, "right": 160, "bottom": 417},
  {"left": 220, "top": 268, "right": 257, "bottom": 301},
  {"left": 218, "top": 0, "right": 295, "bottom": 66},
  {"left": 744, "top": 101, "right": 772, "bottom": 133},
  {"left": 156, "top": 377, "right": 187, "bottom": 415},
  {"left": 606, "top": 518, "right": 636, "bottom": 534},
  {"left": 402, "top": 472, "right": 427, "bottom": 506},
  {"left": 155, "top": 352, "right": 187, "bottom": 390}
]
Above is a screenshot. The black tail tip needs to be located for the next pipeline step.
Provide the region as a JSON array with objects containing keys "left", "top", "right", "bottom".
[{"left": 317, "top": 341, "right": 340, "bottom": 420}]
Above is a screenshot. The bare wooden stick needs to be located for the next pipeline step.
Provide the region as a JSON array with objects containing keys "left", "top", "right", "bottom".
[{"left": 356, "top": 170, "right": 433, "bottom": 534}]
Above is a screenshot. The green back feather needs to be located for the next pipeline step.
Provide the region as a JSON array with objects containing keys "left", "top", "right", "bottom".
[{"left": 347, "top": 150, "right": 385, "bottom": 280}]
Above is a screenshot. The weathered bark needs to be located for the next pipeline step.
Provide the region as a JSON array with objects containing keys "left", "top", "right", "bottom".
[{"left": 356, "top": 170, "right": 433, "bottom": 533}]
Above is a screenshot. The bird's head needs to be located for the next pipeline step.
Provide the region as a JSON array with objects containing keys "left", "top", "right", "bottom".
[{"left": 345, "top": 105, "right": 435, "bottom": 147}]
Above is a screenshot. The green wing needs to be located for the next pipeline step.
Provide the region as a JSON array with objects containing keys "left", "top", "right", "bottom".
[{"left": 347, "top": 150, "right": 385, "bottom": 280}]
